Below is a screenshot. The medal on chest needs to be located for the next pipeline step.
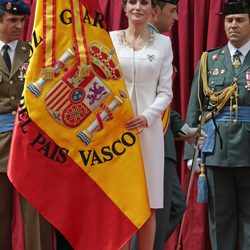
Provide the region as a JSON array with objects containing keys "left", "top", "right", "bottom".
[
  {"left": 18, "top": 63, "right": 28, "bottom": 81},
  {"left": 245, "top": 72, "right": 250, "bottom": 91}
]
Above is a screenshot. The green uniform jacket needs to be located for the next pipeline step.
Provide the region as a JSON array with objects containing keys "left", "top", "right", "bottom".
[
  {"left": 185, "top": 45, "right": 250, "bottom": 167},
  {"left": 0, "top": 40, "right": 30, "bottom": 173},
  {"left": 165, "top": 110, "right": 185, "bottom": 162}
]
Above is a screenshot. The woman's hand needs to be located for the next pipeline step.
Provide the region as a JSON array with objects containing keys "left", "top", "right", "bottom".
[{"left": 125, "top": 115, "right": 148, "bottom": 134}]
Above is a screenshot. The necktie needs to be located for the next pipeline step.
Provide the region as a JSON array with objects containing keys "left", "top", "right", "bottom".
[
  {"left": 2, "top": 44, "right": 11, "bottom": 72},
  {"left": 232, "top": 49, "right": 242, "bottom": 69}
]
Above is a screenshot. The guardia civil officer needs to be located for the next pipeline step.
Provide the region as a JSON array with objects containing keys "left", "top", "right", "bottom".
[
  {"left": 0, "top": 1, "right": 53, "bottom": 249},
  {"left": 185, "top": 0, "right": 250, "bottom": 249}
]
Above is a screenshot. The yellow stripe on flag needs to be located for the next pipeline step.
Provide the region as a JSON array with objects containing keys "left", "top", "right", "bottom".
[
  {"left": 162, "top": 105, "right": 170, "bottom": 134},
  {"left": 43, "top": 0, "right": 54, "bottom": 68}
]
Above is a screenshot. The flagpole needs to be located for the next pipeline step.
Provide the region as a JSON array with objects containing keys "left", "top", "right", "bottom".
[{"left": 175, "top": 95, "right": 210, "bottom": 250}]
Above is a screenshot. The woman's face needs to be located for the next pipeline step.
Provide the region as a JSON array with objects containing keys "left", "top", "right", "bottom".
[{"left": 124, "top": 0, "right": 153, "bottom": 25}]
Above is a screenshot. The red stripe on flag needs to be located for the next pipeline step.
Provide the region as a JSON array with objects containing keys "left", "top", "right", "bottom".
[
  {"left": 70, "top": 0, "right": 81, "bottom": 65},
  {"left": 42, "top": 0, "right": 47, "bottom": 68},
  {"left": 45, "top": 84, "right": 71, "bottom": 110},
  {"left": 54, "top": 98, "right": 70, "bottom": 112},
  {"left": 78, "top": 0, "right": 90, "bottom": 65},
  {"left": 52, "top": 0, "right": 56, "bottom": 68},
  {"left": 8, "top": 112, "right": 137, "bottom": 249},
  {"left": 45, "top": 83, "right": 69, "bottom": 103},
  {"left": 49, "top": 89, "right": 70, "bottom": 110}
]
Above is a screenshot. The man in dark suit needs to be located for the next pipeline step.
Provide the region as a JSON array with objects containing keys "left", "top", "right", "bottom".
[
  {"left": 0, "top": 1, "right": 53, "bottom": 249},
  {"left": 185, "top": 0, "right": 250, "bottom": 249}
]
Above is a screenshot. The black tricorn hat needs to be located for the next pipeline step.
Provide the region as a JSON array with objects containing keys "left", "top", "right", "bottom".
[
  {"left": 157, "top": 0, "right": 179, "bottom": 5},
  {"left": 223, "top": 0, "right": 250, "bottom": 15}
]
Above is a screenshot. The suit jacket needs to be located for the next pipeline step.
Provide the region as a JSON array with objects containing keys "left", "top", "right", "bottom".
[
  {"left": 185, "top": 44, "right": 250, "bottom": 167},
  {"left": 0, "top": 40, "right": 30, "bottom": 172}
]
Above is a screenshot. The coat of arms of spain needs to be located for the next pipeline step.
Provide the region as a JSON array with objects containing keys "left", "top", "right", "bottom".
[{"left": 27, "top": 41, "right": 126, "bottom": 145}]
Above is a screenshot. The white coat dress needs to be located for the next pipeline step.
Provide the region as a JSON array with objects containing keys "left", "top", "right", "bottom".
[{"left": 110, "top": 30, "right": 173, "bottom": 208}]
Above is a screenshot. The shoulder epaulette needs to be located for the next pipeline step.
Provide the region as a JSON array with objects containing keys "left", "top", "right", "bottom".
[{"left": 207, "top": 47, "right": 222, "bottom": 53}]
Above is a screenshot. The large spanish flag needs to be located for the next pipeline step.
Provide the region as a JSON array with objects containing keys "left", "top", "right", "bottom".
[{"left": 8, "top": 0, "right": 150, "bottom": 249}]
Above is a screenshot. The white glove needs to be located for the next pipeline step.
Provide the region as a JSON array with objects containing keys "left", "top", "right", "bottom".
[
  {"left": 187, "top": 158, "right": 201, "bottom": 173},
  {"left": 195, "top": 133, "right": 207, "bottom": 149},
  {"left": 180, "top": 124, "right": 207, "bottom": 149},
  {"left": 192, "top": 130, "right": 207, "bottom": 150},
  {"left": 180, "top": 123, "right": 197, "bottom": 136}
]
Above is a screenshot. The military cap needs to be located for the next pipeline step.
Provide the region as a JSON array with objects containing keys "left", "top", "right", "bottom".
[
  {"left": 0, "top": 0, "right": 31, "bottom": 16},
  {"left": 223, "top": 0, "right": 250, "bottom": 15},
  {"left": 157, "top": 0, "right": 179, "bottom": 5}
]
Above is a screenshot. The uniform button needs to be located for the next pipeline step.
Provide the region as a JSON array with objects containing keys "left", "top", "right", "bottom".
[
  {"left": 12, "top": 111, "right": 16, "bottom": 115},
  {"left": 9, "top": 80, "right": 14, "bottom": 85},
  {"left": 10, "top": 96, "right": 15, "bottom": 101}
]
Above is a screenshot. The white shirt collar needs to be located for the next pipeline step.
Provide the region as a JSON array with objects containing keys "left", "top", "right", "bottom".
[
  {"left": 228, "top": 40, "right": 250, "bottom": 59},
  {"left": 0, "top": 40, "right": 18, "bottom": 64},
  {"left": 0, "top": 40, "right": 18, "bottom": 52}
]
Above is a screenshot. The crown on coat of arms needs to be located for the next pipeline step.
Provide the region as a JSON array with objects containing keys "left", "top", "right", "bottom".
[{"left": 89, "top": 42, "right": 122, "bottom": 81}]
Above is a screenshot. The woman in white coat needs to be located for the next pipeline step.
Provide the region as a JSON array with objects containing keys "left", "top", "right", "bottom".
[{"left": 110, "top": 0, "right": 173, "bottom": 249}]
